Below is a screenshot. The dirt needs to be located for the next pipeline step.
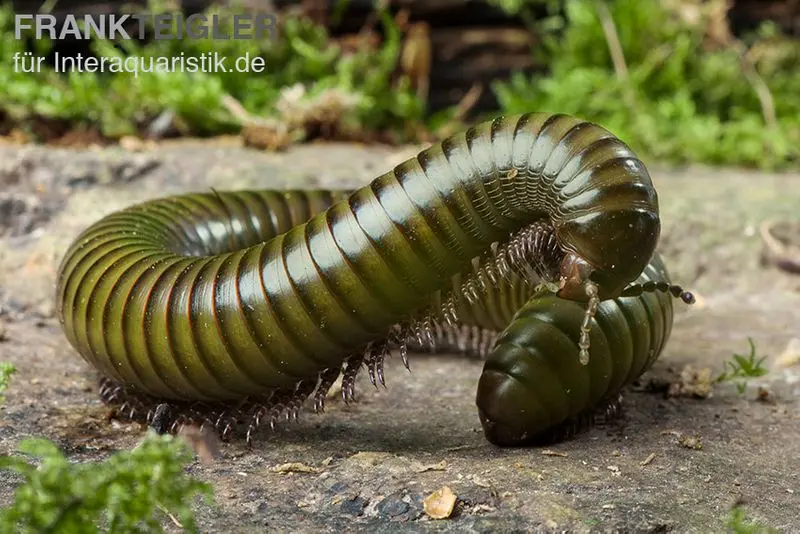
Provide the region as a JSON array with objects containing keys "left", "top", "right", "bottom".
[{"left": 0, "top": 139, "right": 798, "bottom": 533}]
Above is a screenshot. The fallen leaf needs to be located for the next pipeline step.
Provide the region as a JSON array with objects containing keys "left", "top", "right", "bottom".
[{"left": 423, "top": 486, "right": 457, "bottom": 519}]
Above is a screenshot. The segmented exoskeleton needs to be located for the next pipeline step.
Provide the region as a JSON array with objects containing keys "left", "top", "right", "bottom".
[
  {"left": 55, "top": 113, "right": 693, "bottom": 445},
  {"left": 474, "top": 253, "right": 676, "bottom": 445}
]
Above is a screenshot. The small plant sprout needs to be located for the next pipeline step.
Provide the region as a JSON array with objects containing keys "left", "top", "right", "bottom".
[
  {"left": 0, "top": 362, "right": 16, "bottom": 403},
  {"left": 716, "top": 338, "right": 769, "bottom": 394}
]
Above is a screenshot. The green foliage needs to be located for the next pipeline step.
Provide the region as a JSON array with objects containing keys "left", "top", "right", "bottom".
[
  {"left": 493, "top": 0, "right": 800, "bottom": 169},
  {"left": 0, "top": 434, "right": 212, "bottom": 533},
  {"left": 487, "top": 0, "right": 529, "bottom": 15},
  {"left": 0, "top": 0, "right": 423, "bottom": 141},
  {"left": 487, "top": 0, "right": 552, "bottom": 16},
  {"left": 0, "top": 362, "right": 15, "bottom": 403},
  {"left": 0, "top": 364, "right": 211, "bottom": 533},
  {"left": 716, "top": 338, "right": 769, "bottom": 394},
  {"left": 6, "top": 0, "right": 800, "bottom": 167},
  {"left": 726, "top": 504, "right": 776, "bottom": 534},
  {"left": 0, "top": 7, "right": 61, "bottom": 121}
]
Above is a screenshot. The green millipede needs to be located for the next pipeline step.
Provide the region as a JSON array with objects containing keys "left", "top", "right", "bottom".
[
  {"left": 54, "top": 112, "right": 694, "bottom": 446},
  {"left": 476, "top": 252, "right": 677, "bottom": 445}
]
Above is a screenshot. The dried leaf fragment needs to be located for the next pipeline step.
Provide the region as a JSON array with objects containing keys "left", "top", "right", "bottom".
[
  {"left": 668, "top": 365, "right": 714, "bottom": 399},
  {"left": 678, "top": 435, "right": 703, "bottom": 450},
  {"left": 640, "top": 453, "right": 656, "bottom": 467},
  {"left": 423, "top": 486, "right": 457, "bottom": 520},
  {"left": 541, "top": 449, "right": 568, "bottom": 457},
  {"left": 272, "top": 462, "right": 321, "bottom": 474},
  {"left": 414, "top": 460, "right": 447, "bottom": 473}
]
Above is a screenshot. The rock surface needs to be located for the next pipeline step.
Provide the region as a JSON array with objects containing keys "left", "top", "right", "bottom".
[{"left": 0, "top": 138, "right": 798, "bottom": 532}]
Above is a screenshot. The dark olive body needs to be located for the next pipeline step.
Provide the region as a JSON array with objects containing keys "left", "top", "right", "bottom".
[
  {"left": 55, "top": 112, "right": 670, "bottom": 445},
  {"left": 475, "top": 254, "right": 673, "bottom": 446}
]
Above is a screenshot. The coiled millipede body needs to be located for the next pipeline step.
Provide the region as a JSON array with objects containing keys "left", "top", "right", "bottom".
[{"left": 55, "top": 113, "right": 694, "bottom": 446}]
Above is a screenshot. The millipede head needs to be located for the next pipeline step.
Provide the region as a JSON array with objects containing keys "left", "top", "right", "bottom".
[
  {"left": 557, "top": 254, "right": 591, "bottom": 298},
  {"left": 556, "top": 252, "right": 623, "bottom": 301}
]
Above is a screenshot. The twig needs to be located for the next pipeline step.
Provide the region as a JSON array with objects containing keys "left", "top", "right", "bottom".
[
  {"left": 453, "top": 83, "right": 483, "bottom": 122},
  {"left": 159, "top": 503, "right": 184, "bottom": 529},
  {"left": 737, "top": 45, "right": 778, "bottom": 131},
  {"left": 698, "top": 0, "right": 777, "bottom": 131},
  {"left": 435, "top": 83, "right": 483, "bottom": 139},
  {"left": 358, "top": 0, "right": 388, "bottom": 38},
  {"left": 595, "top": 1, "right": 628, "bottom": 79},
  {"left": 594, "top": 0, "right": 636, "bottom": 107},
  {"left": 220, "top": 94, "right": 276, "bottom": 128},
  {"left": 401, "top": 21, "right": 432, "bottom": 106},
  {"left": 220, "top": 94, "right": 255, "bottom": 124}
]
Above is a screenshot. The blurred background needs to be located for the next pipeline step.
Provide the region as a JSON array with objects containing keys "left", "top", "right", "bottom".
[{"left": 2, "top": 0, "right": 799, "bottom": 169}]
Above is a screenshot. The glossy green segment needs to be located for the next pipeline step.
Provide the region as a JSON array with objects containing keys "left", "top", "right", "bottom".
[
  {"left": 55, "top": 113, "right": 661, "bottom": 402},
  {"left": 476, "top": 254, "right": 674, "bottom": 446}
]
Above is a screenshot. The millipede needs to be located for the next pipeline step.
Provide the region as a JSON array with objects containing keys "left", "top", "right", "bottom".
[{"left": 54, "top": 112, "right": 694, "bottom": 446}]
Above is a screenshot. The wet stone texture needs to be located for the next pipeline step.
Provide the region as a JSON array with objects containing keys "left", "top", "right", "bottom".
[{"left": 0, "top": 139, "right": 798, "bottom": 532}]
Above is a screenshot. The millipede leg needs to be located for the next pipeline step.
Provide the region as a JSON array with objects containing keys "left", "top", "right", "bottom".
[
  {"left": 578, "top": 282, "right": 600, "bottom": 366},
  {"left": 313, "top": 366, "right": 342, "bottom": 413}
]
